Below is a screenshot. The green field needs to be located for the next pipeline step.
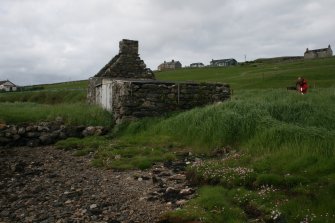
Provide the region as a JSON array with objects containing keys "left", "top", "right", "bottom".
[
  {"left": 1, "top": 57, "right": 335, "bottom": 222},
  {"left": 0, "top": 102, "right": 112, "bottom": 126},
  {"left": 156, "top": 57, "right": 335, "bottom": 90},
  {"left": 33, "top": 79, "right": 88, "bottom": 90},
  {"left": 0, "top": 80, "right": 108, "bottom": 125}
]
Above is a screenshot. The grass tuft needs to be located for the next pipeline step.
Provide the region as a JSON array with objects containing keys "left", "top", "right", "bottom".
[
  {"left": 56, "top": 137, "right": 175, "bottom": 170},
  {"left": 0, "top": 102, "right": 112, "bottom": 126}
]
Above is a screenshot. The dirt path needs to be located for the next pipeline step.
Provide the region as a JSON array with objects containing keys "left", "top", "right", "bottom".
[{"left": 0, "top": 146, "right": 193, "bottom": 223}]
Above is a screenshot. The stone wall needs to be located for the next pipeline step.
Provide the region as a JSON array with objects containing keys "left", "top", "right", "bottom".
[
  {"left": 304, "top": 51, "right": 332, "bottom": 59},
  {"left": 87, "top": 77, "right": 103, "bottom": 104},
  {"left": 109, "top": 80, "right": 230, "bottom": 124},
  {"left": 0, "top": 120, "right": 108, "bottom": 147},
  {"left": 304, "top": 46, "right": 333, "bottom": 59}
]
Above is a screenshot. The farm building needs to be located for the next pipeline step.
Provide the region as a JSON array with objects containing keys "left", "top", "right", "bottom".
[
  {"left": 157, "top": 60, "right": 182, "bottom": 71},
  {"left": 210, "top": 58, "right": 237, "bottom": 67},
  {"left": 88, "top": 39, "right": 231, "bottom": 124},
  {"left": 304, "top": 45, "right": 333, "bottom": 59},
  {"left": 190, "top": 62, "right": 204, "bottom": 68},
  {"left": 0, "top": 80, "right": 17, "bottom": 92}
]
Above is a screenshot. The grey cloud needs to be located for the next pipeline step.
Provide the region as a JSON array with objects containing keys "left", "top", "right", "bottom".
[{"left": 0, "top": 0, "right": 334, "bottom": 85}]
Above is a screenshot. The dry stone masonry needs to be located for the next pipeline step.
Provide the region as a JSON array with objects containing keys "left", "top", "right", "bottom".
[
  {"left": 110, "top": 80, "right": 230, "bottom": 123},
  {"left": 0, "top": 120, "right": 108, "bottom": 147},
  {"left": 88, "top": 39, "right": 231, "bottom": 124},
  {"left": 94, "top": 39, "right": 154, "bottom": 79}
]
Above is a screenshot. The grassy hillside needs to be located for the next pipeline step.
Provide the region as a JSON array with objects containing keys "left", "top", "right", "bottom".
[
  {"left": 116, "top": 88, "right": 335, "bottom": 152},
  {"left": 112, "top": 88, "right": 335, "bottom": 222},
  {"left": 56, "top": 86, "right": 335, "bottom": 222},
  {"left": 0, "top": 90, "right": 86, "bottom": 104},
  {"left": 156, "top": 57, "right": 335, "bottom": 90},
  {"left": 0, "top": 80, "right": 88, "bottom": 104},
  {"left": 95, "top": 57, "right": 334, "bottom": 222},
  {"left": 0, "top": 80, "right": 110, "bottom": 125},
  {"left": 34, "top": 79, "right": 88, "bottom": 90},
  {"left": 0, "top": 102, "right": 112, "bottom": 126}
]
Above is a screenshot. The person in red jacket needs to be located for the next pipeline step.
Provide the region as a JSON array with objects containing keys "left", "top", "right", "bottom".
[{"left": 296, "top": 77, "right": 308, "bottom": 94}]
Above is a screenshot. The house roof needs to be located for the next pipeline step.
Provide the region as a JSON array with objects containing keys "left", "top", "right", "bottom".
[
  {"left": 211, "top": 58, "right": 237, "bottom": 63},
  {"left": 306, "top": 48, "right": 329, "bottom": 53},
  {"left": 306, "top": 45, "right": 332, "bottom": 53},
  {"left": 0, "top": 80, "right": 16, "bottom": 86},
  {"left": 160, "top": 60, "right": 181, "bottom": 66}
]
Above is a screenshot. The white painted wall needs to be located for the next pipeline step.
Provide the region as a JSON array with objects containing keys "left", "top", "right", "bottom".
[
  {"left": 0, "top": 81, "right": 17, "bottom": 91},
  {"left": 99, "top": 79, "right": 113, "bottom": 112}
]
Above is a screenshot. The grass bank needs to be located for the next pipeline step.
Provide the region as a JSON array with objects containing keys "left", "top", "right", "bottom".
[
  {"left": 31, "top": 80, "right": 88, "bottom": 91},
  {"left": 54, "top": 88, "right": 335, "bottom": 222},
  {"left": 55, "top": 136, "right": 175, "bottom": 170},
  {"left": 0, "top": 102, "right": 112, "bottom": 126},
  {"left": 113, "top": 88, "right": 335, "bottom": 222},
  {"left": 0, "top": 89, "right": 86, "bottom": 104},
  {"left": 116, "top": 88, "right": 335, "bottom": 155}
]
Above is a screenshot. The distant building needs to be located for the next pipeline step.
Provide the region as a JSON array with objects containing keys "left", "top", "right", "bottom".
[
  {"left": 210, "top": 58, "right": 237, "bottom": 67},
  {"left": 304, "top": 45, "right": 333, "bottom": 59},
  {"left": 157, "top": 60, "right": 182, "bottom": 71},
  {"left": 0, "top": 80, "right": 17, "bottom": 92},
  {"left": 190, "top": 62, "right": 204, "bottom": 68}
]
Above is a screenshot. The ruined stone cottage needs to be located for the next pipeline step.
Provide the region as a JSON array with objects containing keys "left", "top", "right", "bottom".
[
  {"left": 304, "top": 45, "right": 333, "bottom": 59},
  {"left": 88, "top": 39, "right": 231, "bottom": 124}
]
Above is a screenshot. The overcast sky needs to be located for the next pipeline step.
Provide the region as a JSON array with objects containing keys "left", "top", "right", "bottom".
[{"left": 0, "top": 0, "right": 334, "bottom": 86}]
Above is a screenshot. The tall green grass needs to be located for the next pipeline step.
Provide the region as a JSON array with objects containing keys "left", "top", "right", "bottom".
[
  {"left": 0, "top": 102, "right": 112, "bottom": 126},
  {"left": 0, "top": 90, "right": 86, "bottom": 104},
  {"left": 116, "top": 88, "right": 335, "bottom": 156},
  {"left": 150, "top": 89, "right": 335, "bottom": 223}
]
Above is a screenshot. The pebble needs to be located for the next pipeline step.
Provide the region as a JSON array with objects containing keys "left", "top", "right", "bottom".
[
  {"left": 180, "top": 188, "right": 194, "bottom": 196},
  {"left": 90, "top": 204, "right": 98, "bottom": 209},
  {"left": 176, "top": 200, "right": 187, "bottom": 206},
  {"left": 65, "top": 200, "right": 72, "bottom": 204},
  {"left": 0, "top": 146, "right": 196, "bottom": 223}
]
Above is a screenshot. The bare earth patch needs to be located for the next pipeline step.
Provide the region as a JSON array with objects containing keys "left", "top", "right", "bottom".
[{"left": 0, "top": 146, "right": 185, "bottom": 223}]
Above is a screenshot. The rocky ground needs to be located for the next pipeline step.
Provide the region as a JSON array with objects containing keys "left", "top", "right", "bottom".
[{"left": 0, "top": 146, "right": 196, "bottom": 223}]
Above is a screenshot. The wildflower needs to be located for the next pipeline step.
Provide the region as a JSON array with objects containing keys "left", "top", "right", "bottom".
[{"left": 271, "top": 209, "right": 281, "bottom": 220}]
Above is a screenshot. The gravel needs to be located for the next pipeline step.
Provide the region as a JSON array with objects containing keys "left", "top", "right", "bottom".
[{"left": 0, "top": 146, "right": 182, "bottom": 223}]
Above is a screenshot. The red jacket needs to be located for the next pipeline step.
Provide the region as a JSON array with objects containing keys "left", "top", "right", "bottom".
[{"left": 299, "top": 80, "right": 308, "bottom": 94}]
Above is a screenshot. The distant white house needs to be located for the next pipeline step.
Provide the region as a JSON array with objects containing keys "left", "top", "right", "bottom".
[
  {"left": 190, "top": 62, "right": 204, "bottom": 68},
  {"left": 0, "top": 80, "right": 17, "bottom": 92},
  {"left": 210, "top": 58, "right": 237, "bottom": 67}
]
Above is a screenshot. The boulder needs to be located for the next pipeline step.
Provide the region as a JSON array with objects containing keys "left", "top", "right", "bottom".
[
  {"left": 39, "top": 134, "right": 54, "bottom": 145},
  {"left": 82, "top": 126, "right": 96, "bottom": 137},
  {"left": 8, "top": 126, "right": 18, "bottom": 135},
  {"left": 163, "top": 187, "right": 181, "bottom": 201},
  {"left": 26, "top": 132, "right": 41, "bottom": 138},
  {"left": 25, "top": 126, "right": 37, "bottom": 132},
  {"left": 18, "top": 127, "right": 26, "bottom": 135}
]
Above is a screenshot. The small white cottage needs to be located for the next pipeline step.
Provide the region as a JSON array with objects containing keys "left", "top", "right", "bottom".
[{"left": 0, "top": 80, "right": 17, "bottom": 92}]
